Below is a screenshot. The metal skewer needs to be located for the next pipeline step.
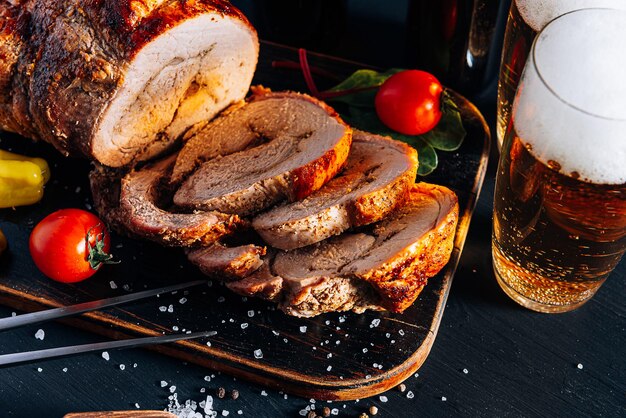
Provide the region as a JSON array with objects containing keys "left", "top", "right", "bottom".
[
  {"left": 0, "top": 279, "right": 207, "bottom": 332},
  {"left": 0, "top": 331, "right": 216, "bottom": 367}
]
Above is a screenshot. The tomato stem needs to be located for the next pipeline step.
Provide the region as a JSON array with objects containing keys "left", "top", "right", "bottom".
[{"left": 86, "top": 225, "right": 119, "bottom": 270}]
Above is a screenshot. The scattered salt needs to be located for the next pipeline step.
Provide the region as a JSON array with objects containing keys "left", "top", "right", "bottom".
[
  {"left": 37, "top": 367, "right": 42, "bottom": 372},
  {"left": 577, "top": 363, "right": 584, "bottom": 369},
  {"left": 161, "top": 381, "right": 168, "bottom": 387},
  {"left": 102, "top": 351, "right": 110, "bottom": 361},
  {"left": 170, "top": 385, "right": 177, "bottom": 393},
  {"left": 159, "top": 306, "right": 167, "bottom": 312},
  {"left": 35, "top": 329, "right": 45, "bottom": 340},
  {"left": 261, "top": 390, "right": 267, "bottom": 396},
  {"left": 254, "top": 349, "right": 263, "bottom": 359},
  {"left": 399, "top": 329, "right": 405, "bottom": 336},
  {"left": 222, "top": 411, "right": 229, "bottom": 416},
  {"left": 167, "top": 305, "right": 174, "bottom": 313},
  {"left": 109, "top": 281, "right": 117, "bottom": 289},
  {"left": 379, "top": 396, "right": 388, "bottom": 403},
  {"left": 407, "top": 391, "right": 415, "bottom": 399},
  {"left": 272, "top": 331, "right": 279, "bottom": 336},
  {"left": 172, "top": 326, "right": 179, "bottom": 331},
  {"left": 217, "top": 296, "right": 225, "bottom": 303},
  {"left": 62, "top": 368, "right": 68, "bottom": 373},
  {"left": 331, "top": 408, "right": 339, "bottom": 415},
  {"left": 119, "top": 364, "right": 125, "bottom": 370},
  {"left": 237, "top": 411, "right": 243, "bottom": 415},
  {"left": 134, "top": 403, "right": 140, "bottom": 409},
  {"left": 327, "top": 366, "right": 332, "bottom": 372},
  {"left": 247, "top": 310, "right": 255, "bottom": 317},
  {"left": 463, "top": 368, "right": 469, "bottom": 374},
  {"left": 363, "top": 348, "right": 368, "bottom": 353},
  {"left": 370, "top": 319, "right": 381, "bottom": 328},
  {"left": 441, "top": 396, "right": 447, "bottom": 401},
  {"left": 241, "top": 323, "right": 248, "bottom": 330},
  {"left": 300, "top": 326, "right": 307, "bottom": 333}
]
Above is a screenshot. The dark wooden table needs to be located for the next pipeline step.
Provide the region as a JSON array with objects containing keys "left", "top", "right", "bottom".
[{"left": 1, "top": 38, "right": 624, "bottom": 418}]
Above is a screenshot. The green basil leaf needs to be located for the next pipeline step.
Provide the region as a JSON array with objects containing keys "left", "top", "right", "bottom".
[
  {"left": 420, "top": 91, "right": 466, "bottom": 151},
  {"left": 326, "top": 69, "right": 403, "bottom": 108}
]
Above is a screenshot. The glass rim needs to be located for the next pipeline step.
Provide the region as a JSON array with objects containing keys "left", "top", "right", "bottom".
[{"left": 530, "top": 7, "right": 626, "bottom": 122}]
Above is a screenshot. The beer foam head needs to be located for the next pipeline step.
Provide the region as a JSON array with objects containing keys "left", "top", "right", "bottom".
[
  {"left": 516, "top": 0, "right": 626, "bottom": 32},
  {"left": 513, "top": 8, "right": 626, "bottom": 184}
]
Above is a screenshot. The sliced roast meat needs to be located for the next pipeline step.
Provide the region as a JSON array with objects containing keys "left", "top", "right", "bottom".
[
  {"left": 0, "top": 0, "right": 258, "bottom": 167},
  {"left": 187, "top": 243, "right": 265, "bottom": 280},
  {"left": 173, "top": 92, "right": 352, "bottom": 216},
  {"left": 114, "top": 155, "right": 244, "bottom": 247},
  {"left": 190, "top": 183, "right": 459, "bottom": 317},
  {"left": 253, "top": 130, "right": 418, "bottom": 250}
]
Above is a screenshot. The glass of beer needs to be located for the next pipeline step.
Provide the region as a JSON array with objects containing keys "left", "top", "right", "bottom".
[
  {"left": 496, "top": 0, "right": 626, "bottom": 148},
  {"left": 492, "top": 8, "right": 626, "bottom": 313}
]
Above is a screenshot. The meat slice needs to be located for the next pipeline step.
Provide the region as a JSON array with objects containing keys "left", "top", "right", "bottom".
[
  {"left": 189, "top": 183, "right": 459, "bottom": 317},
  {"left": 252, "top": 130, "right": 418, "bottom": 250},
  {"left": 0, "top": 0, "right": 258, "bottom": 167},
  {"left": 186, "top": 243, "right": 266, "bottom": 280},
  {"left": 112, "top": 156, "right": 244, "bottom": 247},
  {"left": 173, "top": 92, "right": 352, "bottom": 216}
]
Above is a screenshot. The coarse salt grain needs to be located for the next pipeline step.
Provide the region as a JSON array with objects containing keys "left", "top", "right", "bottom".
[
  {"left": 222, "top": 411, "right": 229, "bottom": 416},
  {"left": 62, "top": 368, "right": 68, "bottom": 373},
  {"left": 167, "top": 305, "right": 174, "bottom": 313},
  {"left": 463, "top": 368, "right": 469, "bottom": 374},
  {"left": 327, "top": 366, "right": 332, "bottom": 371},
  {"left": 331, "top": 408, "right": 339, "bottom": 415},
  {"left": 370, "top": 319, "right": 380, "bottom": 328},
  {"left": 399, "top": 329, "right": 405, "bottom": 336},
  {"left": 119, "top": 364, "right": 125, "bottom": 370},
  {"left": 102, "top": 351, "right": 110, "bottom": 361},
  {"left": 261, "top": 390, "right": 267, "bottom": 396},
  {"left": 254, "top": 349, "right": 263, "bottom": 359},
  {"left": 300, "top": 326, "right": 307, "bottom": 333},
  {"left": 379, "top": 396, "right": 388, "bottom": 403},
  {"left": 237, "top": 410, "right": 243, "bottom": 415},
  {"left": 37, "top": 367, "right": 42, "bottom": 372},
  {"left": 407, "top": 391, "right": 415, "bottom": 399},
  {"left": 247, "top": 310, "right": 255, "bottom": 317},
  {"left": 441, "top": 396, "right": 447, "bottom": 401},
  {"left": 160, "top": 381, "right": 168, "bottom": 387},
  {"left": 170, "top": 385, "right": 177, "bottom": 393},
  {"left": 159, "top": 306, "right": 167, "bottom": 312},
  {"left": 35, "top": 329, "right": 45, "bottom": 340},
  {"left": 577, "top": 363, "right": 584, "bottom": 369},
  {"left": 135, "top": 403, "right": 140, "bottom": 409},
  {"left": 109, "top": 281, "right": 117, "bottom": 289},
  {"left": 179, "top": 297, "right": 187, "bottom": 304},
  {"left": 241, "top": 323, "right": 248, "bottom": 329}
]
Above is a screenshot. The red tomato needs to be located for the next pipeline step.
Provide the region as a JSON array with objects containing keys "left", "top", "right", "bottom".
[
  {"left": 29, "top": 209, "right": 113, "bottom": 283},
  {"left": 375, "top": 70, "right": 443, "bottom": 135}
]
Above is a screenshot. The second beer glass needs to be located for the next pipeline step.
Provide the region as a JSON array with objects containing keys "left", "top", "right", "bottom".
[{"left": 493, "top": 8, "right": 626, "bottom": 313}]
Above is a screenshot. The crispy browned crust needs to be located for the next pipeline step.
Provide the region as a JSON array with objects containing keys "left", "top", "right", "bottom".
[
  {"left": 0, "top": 0, "right": 254, "bottom": 160},
  {"left": 360, "top": 183, "right": 459, "bottom": 312}
]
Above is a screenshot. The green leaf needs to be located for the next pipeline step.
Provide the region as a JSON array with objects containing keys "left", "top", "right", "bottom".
[
  {"left": 420, "top": 91, "right": 466, "bottom": 151},
  {"left": 325, "top": 69, "right": 466, "bottom": 176},
  {"left": 326, "top": 68, "right": 403, "bottom": 108}
]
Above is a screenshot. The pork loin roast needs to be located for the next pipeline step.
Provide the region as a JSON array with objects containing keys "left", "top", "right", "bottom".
[
  {"left": 0, "top": 0, "right": 258, "bottom": 167},
  {"left": 252, "top": 130, "right": 418, "bottom": 250},
  {"left": 173, "top": 92, "right": 352, "bottom": 216},
  {"left": 187, "top": 183, "right": 459, "bottom": 317}
]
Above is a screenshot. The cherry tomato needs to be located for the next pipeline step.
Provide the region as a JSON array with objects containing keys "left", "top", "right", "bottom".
[
  {"left": 375, "top": 70, "right": 443, "bottom": 136},
  {"left": 29, "top": 209, "right": 113, "bottom": 283}
]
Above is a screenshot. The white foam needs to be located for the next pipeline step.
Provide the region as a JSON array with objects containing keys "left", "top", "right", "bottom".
[
  {"left": 513, "top": 9, "right": 626, "bottom": 185},
  {"left": 516, "top": 0, "right": 626, "bottom": 32}
]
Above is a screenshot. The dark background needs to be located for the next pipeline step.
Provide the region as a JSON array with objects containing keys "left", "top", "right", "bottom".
[{"left": 2, "top": 1, "right": 625, "bottom": 417}]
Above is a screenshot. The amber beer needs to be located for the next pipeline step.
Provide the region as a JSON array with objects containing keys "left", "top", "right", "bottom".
[
  {"left": 492, "top": 9, "right": 626, "bottom": 312},
  {"left": 496, "top": 0, "right": 626, "bottom": 147}
]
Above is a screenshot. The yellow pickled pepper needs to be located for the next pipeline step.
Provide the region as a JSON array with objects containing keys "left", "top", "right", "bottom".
[{"left": 0, "top": 149, "right": 50, "bottom": 208}]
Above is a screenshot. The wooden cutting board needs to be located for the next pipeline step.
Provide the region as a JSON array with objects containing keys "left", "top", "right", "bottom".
[{"left": 0, "top": 42, "right": 490, "bottom": 401}]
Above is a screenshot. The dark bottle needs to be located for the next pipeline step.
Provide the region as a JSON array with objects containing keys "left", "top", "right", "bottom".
[{"left": 406, "top": 0, "right": 500, "bottom": 95}]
